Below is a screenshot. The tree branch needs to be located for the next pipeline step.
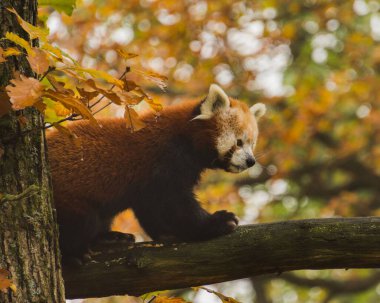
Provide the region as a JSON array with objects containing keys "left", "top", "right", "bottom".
[{"left": 63, "top": 217, "right": 380, "bottom": 299}]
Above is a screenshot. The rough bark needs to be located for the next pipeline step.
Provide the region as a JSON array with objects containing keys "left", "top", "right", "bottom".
[
  {"left": 64, "top": 217, "right": 380, "bottom": 299},
  {"left": 0, "top": 2, "right": 65, "bottom": 302}
]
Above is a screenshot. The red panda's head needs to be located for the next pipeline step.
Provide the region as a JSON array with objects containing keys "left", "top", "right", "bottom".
[{"left": 193, "top": 84, "right": 266, "bottom": 173}]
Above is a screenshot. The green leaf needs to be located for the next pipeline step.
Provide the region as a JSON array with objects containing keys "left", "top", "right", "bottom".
[{"left": 39, "top": 0, "right": 77, "bottom": 16}]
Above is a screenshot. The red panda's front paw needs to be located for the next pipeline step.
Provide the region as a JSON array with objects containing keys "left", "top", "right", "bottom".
[{"left": 204, "top": 210, "right": 239, "bottom": 239}]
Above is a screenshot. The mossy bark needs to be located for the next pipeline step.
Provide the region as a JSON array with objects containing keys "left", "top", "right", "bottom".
[
  {"left": 64, "top": 218, "right": 380, "bottom": 299},
  {"left": 0, "top": 1, "right": 65, "bottom": 302}
]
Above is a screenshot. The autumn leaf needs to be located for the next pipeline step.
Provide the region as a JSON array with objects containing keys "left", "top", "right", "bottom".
[
  {"left": 53, "top": 101, "right": 72, "bottom": 117},
  {"left": 0, "top": 269, "right": 17, "bottom": 293},
  {"left": 44, "top": 89, "right": 97, "bottom": 125},
  {"left": 78, "top": 79, "right": 122, "bottom": 105},
  {"left": 134, "top": 68, "right": 167, "bottom": 90},
  {"left": 27, "top": 48, "right": 50, "bottom": 75},
  {"left": 4, "top": 32, "right": 32, "bottom": 54},
  {"left": 0, "top": 48, "right": 6, "bottom": 63},
  {"left": 65, "top": 66, "right": 124, "bottom": 88},
  {"left": 124, "top": 106, "right": 145, "bottom": 131},
  {"left": 33, "top": 100, "right": 47, "bottom": 114},
  {"left": 41, "top": 42, "right": 64, "bottom": 61},
  {"left": 117, "top": 49, "right": 138, "bottom": 60},
  {"left": 6, "top": 75, "right": 45, "bottom": 110},
  {"left": 7, "top": 8, "right": 49, "bottom": 41},
  {"left": 3, "top": 47, "right": 22, "bottom": 57},
  {"left": 154, "top": 295, "right": 188, "bottom": 303},
  {"left": 195, "top": 287, "right": 241, "bottom": 303}
]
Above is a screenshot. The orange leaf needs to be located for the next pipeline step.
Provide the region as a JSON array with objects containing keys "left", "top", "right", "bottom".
[
  {"left": 27, "top": 48, "right": 50, "bottom": 75},
  {"left": 154, "top": 296, "right": 188, "bottom": 303},
  {"left": 124, "top": 106, "right": 145, "bottom": 131},
  {"left": 44, "top": 89, "right": 97, "bottom": 125},
  {"left": 196, "top": 287, "right": 241, "bottom": 303},
  {"left": 117, "top": 49, "right": 138, "bottom": 60},
  {"left": 54, "top": 102, "right": 71, "bottom": 117},
  {"left": 0, "top": 48, "right": 6, "bottom": 63},
  {"left": 3, "top": 47, "right": 22, "bottom": 57},
  {"left": 6, "top": 75, "right": 45, "bottom": 110},
  {"left": 0, "top": 269, "right": 16, "bottom": 293},
  {"left": 134, "top": 68, "right": 167, "bottom": 90}
]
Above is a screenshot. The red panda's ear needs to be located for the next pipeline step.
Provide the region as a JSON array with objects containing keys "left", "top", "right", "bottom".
[
  {"left": 193, "top": 84, "right": 230, "bottom": 120},
  {"left": 250, "top": 103, "right": 266, "bottom": 120}
]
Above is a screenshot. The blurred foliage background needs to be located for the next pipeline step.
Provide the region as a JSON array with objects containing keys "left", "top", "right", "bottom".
[{"left": 43, "top": 0, "right": 380, "bottom": 302}]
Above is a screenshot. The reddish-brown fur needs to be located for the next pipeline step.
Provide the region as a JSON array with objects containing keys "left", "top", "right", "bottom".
[{"left": 47, "top": 97, "right": 255, "bottom": 258}]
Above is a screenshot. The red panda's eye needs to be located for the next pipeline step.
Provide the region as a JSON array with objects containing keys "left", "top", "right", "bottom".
[{"left": 237, "top": 139, "right": 243, "bottom": 147}]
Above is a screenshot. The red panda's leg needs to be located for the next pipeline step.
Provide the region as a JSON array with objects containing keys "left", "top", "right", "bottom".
[
  {"left": 132, "top": 193, "right": 239, "bottom": 242},
  {"left": 57, "top": 207, "right": 112, "bottom": 260}
]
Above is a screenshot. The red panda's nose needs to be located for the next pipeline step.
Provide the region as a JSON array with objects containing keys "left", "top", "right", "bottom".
[{"left": 246, "top": 156, "right": 256, "bottom": 167}]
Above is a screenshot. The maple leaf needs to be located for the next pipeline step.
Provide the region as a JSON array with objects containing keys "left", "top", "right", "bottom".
[
  {"left": 27, "top": 48, "right": 50, "bottom": 75},
  {"left": 0, "top": 269, "right": 17, "bottom": 293},
  {"left": 124, "top": 106, "right": 145, "bottom": 132},
  {"left": 6, "top": 75, "right": 45, "bottom": 110}
]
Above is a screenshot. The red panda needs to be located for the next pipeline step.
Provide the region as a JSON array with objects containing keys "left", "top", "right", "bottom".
[{"left": 47, "top": 84, "right": 266, "bottom": 258}]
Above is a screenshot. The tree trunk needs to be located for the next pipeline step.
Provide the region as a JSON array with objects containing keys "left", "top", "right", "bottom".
[
  {"left": 64, "top": 217, "right": 380, "bottom": 299},
  {"left": 0, "top": 2, "right": 65, "bottom": 302}
]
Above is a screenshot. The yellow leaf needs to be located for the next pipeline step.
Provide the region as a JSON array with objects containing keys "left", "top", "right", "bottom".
[
  {"left": 134, "top": 68, "right": 167, "bottom": 90},
  {"left": 124, "top": 106, "right": 145, "bottom": 131},
  {"left": 4, "top": 32, "right": 32, "bottom": 54},
  {"left": 7, "top": 8, "right": 49, "bottom": 41},
  {"left": 154, "top": 295, "right": 188, "bottom": 303},
  {"left": 78, "top": 79, "right": 122, "bottom": 104},
  {"left": 117, "top": 49, "right": 138, "bottom": 60},
  {"left": 0, "top": 48, "right": 6, "bottom": 63},
  {"left": 143, "top": 92, "right": 163, "bottom": 112},
  {"left": 27, "top": 48, "right": 50, "bottom": 75},
  {"left": 3, "top": 47, "right": 22, "bottom": 57},
  {"left": 196, "top": 287, "right": 241, "bottom": 303},
  {"left": 54, "top": 102, "right": 71, "bottom": 116},
  {"left": 0, "top": 269, "right": 16, "bottom": 293},
  {"left": 6, "top": 75, "right": 46, "bottom": 110},
  {"left": 44, "top": 89, "right": 97, "bottom": 125},
  {"left": 65, "top": 66, "right": 123, "bottom": 87},
  {"left": 41, "top": 42, "right": 63, "bottom": 61}
]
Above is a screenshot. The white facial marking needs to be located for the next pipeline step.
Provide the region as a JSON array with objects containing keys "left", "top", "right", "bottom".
[{"left": 216, "top": 130, "right": 235, "bottom": 154}]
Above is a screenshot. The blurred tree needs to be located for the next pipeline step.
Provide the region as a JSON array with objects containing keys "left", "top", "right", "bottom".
[
  {"left": 45, "top": 0, "right": 380, "bottom": 302},
  {"left": 2, "top": 0, "right": 380, "bottom": 302}
]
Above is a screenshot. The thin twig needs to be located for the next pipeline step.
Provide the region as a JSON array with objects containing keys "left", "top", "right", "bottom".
[
  {"left": 89, "top": 66, "right": 130, "bottom": 109},
  {"left": 39, "top": 66, "right": 55, "bottom": 81}
]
